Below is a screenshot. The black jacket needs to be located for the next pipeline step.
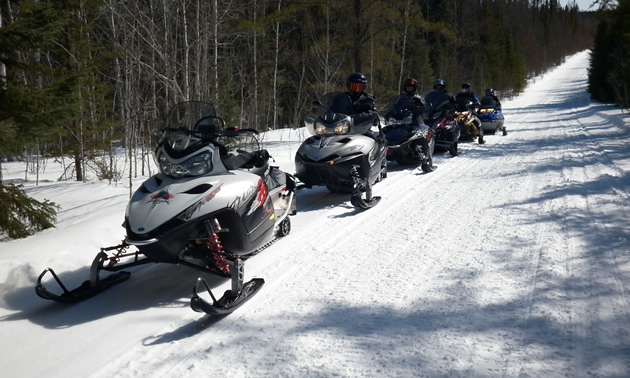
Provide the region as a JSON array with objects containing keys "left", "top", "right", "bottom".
[{"left": 346, "top": 91, "right": 379, "bottom": 129}]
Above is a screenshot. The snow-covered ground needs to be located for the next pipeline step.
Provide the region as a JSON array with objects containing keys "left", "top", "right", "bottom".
[{"left": 1, "top": 50, "right": 629, "bottom": 377}]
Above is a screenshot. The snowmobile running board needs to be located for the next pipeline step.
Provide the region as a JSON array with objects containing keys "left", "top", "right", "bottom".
[
  {"left": 35, "top": 246, "right": 152, "bottom": 304},
  {"left": 190, "top": 258, "right": 265, "bottom": 316}
]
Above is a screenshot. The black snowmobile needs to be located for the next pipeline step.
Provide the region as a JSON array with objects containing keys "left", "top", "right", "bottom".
[
  {"left": 294, "top": 92, "right": 388, "bottom": 209},
  {"left": 382, "top": 94, "right": 436, "bottom": 172},
  {"left": 35, "top": 101, "right": 297, "bottom": 316}
]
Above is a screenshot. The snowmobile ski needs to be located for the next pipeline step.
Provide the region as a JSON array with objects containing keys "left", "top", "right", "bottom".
[
  {"left": 190, "top": 258, "right": 264, "bottom": 316},
  {"left": 36, "top": 269, "right": 131, "bottom": 303},
  {"left": 35, "top": 247, "right": 150, "bottom": 303},
  {"left": 350, "top": 194, "right": 382, "bottom": 209}
]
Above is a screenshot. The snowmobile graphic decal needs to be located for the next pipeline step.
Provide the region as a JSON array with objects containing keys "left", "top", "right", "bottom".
[
  {"left": 205, "top": 185, "right": 221, "bottom": 202},
  {"left": 178, "top": 199, "right": 205, "bottom": 221},
  {"left": 246, "top": 178, "right": 269, "bottom": 216},
  {"left": 229, "top": 181, "right": 258, "bottom": 211},
  {"left": 178, "top": 185, "right": 222, "bottom": 221},
  {"left": 149, "top": 189, "right": 174, "bottom": 207}
]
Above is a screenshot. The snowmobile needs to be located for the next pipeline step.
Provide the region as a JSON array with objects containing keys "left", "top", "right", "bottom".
[
  {"left": 424, "top": 100, "right": 460, "bottom": 156},
  {"left": 35, "top": 101, "right": 297, "bottom": 316},
  {"left": 454, "top": 98, "right": 485, "bottom": 144},
  {"left": 382, "top": 94, "right": 435, "bottom": 172},
  {"left": 294, "top": 92, "right": 387, "bottom": 209},
  {"left": 478, "top": 96, "right": 506, "bottom": 136}
]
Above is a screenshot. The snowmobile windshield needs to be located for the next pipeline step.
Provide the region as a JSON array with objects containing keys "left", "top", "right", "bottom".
[
  {"left": 480, "top": 96, "right": 496, "bottom": 108},
  {"left": 386, "top": 95, "right": 415, "bottom": 119},
  {"left": 163, "top": 101, "right": 220, "bottom": 133},
  {"left": 153, "top": 101, "right": 225, "bottom": 153},
  {"left": 425, "top": 90, "right": 449, "bottom": 109},
  {"left": 456, "top": 98, "right": 473, "bottom": 112},
  {"left": 315, "top": 92, "right": 354, "bottom": 120},
  {"left": 306, "top": 93, "right": 356, "bottom": 136}
]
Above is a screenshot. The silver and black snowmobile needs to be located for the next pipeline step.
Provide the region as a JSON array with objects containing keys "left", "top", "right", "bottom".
[
  {"left": 382, "top": 94, "right": 436, "bottom": 172},
  {"left": 294, "top": 92, "right": 388, "bottom": 209},
  {"left": 35, "top": 101, "right": 296, "bottom": 316}
]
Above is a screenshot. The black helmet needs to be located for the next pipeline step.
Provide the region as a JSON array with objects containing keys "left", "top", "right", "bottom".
[
  {"left": 433, "top": 79, "right": 446, "bottom": 90},
  {"left": 402, "top": 78, "right": 418, "bottom": 94},
  {"left": 461, "top": 82, "right": 472, "bottom": 90},
  {"left": 485, "top": 88, "right": 495, "bottom": 96},
  {"left": 347, "top": 72, "right": 368, "bottom": 94}
]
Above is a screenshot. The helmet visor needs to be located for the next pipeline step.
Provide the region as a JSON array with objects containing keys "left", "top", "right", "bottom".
[{"left": 348, "top": 82, "right": 366, "bottom": 93}]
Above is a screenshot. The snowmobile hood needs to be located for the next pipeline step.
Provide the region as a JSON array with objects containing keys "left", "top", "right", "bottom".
[
  {"left": 126, "top": 170, "right": 262, "bottom": 235},
  {"left": 298, "top": 134, "right": 376, "bottom": 162}
]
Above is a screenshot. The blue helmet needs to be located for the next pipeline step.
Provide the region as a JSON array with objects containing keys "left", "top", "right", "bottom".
[{"left": 433, "top": 79, "right": 446, "bottom": 90}]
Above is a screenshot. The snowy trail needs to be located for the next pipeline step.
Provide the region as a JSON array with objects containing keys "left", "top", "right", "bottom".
[{"left": 1, "top": 51, "right": 630, "bottom": 378}]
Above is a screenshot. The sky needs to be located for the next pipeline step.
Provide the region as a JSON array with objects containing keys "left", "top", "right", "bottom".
[
  {"left": 1, "top": 50, "right": 629, "bottom": 378},
  {"left": 559, "top": 0, "right": 598, "bottom": 10}
]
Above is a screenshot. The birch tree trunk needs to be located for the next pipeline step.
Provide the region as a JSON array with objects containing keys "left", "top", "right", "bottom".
[{"left": 272, "top": 0, "right": 282, "bottom": 129}]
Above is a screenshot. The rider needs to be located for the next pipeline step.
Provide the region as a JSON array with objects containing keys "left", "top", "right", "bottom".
[
  {"left": 455, "top": 82, "right": 480, "bottom": 107},
  {"left": 400, "top": 77, "right": 426, "bottom": 124},
  {"left": 483, "top": 88, "right": 502, "bottom": 110},
  {"left": 342, "top": 72, "right": 380, "bottom": 139},
  {"left": 424, "top": 79, "right": 456, "bottom": 120},
  {"left": 455, "top": 82, "right": 484, "bottom": 142}
]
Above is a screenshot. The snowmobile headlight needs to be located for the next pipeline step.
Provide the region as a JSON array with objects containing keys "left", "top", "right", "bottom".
[
  {"left": 314, "top": 121, "right": 328, "bottom": 135},
  {"left": 479, "top": 108, "right": 492, "bottom": 114},
  {"left": 159, "top": 152, "right": 213, "bottom": 178},
  {"left": 334, "top": 122, "right": 350, "bottom": 134},
  {"left": 187, "top": 153, "right": 213, "bottom": 175}
]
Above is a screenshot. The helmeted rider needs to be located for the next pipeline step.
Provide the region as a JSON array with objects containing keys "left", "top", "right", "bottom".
[
  {"left": 455, "top": 82, "right": 484, "bottom": 143},
  {"left": 455, "top": 82, "right": 480, "bottom": 107},
  {"left": 424, "top": 79, "right": 456, "bottom": 120},
  {"left": 341, "top": 72, "right": 381, "bottom": 139},
  {"left": 483, "top": 88, "right": 502, "bottom": 110},
  {"left": 400, "top": 78, "right": 427, "bottom": 124}
]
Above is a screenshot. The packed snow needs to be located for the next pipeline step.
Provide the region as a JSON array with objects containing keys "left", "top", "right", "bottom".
[{"left": 1, "top": 50, "right": 629, "bottom": 378}]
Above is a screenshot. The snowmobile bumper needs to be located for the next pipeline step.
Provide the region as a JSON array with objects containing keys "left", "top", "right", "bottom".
[{"left": 295, "top": 153, "right": 363, "bottom": 187}]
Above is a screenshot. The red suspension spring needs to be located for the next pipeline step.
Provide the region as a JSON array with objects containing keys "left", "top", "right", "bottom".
[{"left": 208, "top": 234, "right": 231, "bottom": 275}]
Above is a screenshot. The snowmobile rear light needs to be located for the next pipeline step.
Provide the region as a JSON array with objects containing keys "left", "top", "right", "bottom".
[{"left": 158, "top": 152, "right": 213, "bottom": 178}]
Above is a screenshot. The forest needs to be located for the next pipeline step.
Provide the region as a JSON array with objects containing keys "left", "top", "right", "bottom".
[
  {"left": 0, "top": 0, "right": 602, "bottom": 237},
  {"left": 588, "top": 0, "right": 630, "bottom": 109}
]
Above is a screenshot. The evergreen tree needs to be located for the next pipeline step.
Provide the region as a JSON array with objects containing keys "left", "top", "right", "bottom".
[
  {"left": 0, "top": 0, "right": 115, "bottom": 182},
  {"left": 0, "top": 184, "right": 58, "bottom": 239}
]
